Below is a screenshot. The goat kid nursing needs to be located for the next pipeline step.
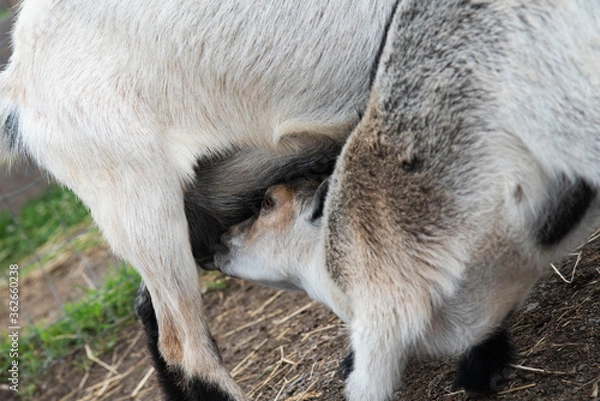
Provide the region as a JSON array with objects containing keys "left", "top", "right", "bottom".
[
  {"left": 212, "top": 1, "right": 600, "bottom": 400},
  {"left": 0, "top": 0, "right": 400, "bottom": 399}
]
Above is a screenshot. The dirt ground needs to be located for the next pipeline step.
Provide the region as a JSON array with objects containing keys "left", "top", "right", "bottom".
[
  {"left": 0, "top": 244, "right": 120, "bottom": 330},
  {"left": 2, "top": 231, "right": 597, "bottom": 401}
]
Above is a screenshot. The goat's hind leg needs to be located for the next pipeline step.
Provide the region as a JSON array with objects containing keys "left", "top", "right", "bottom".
[
  {"left": 136, "top": 282, "right": 234, "bottom": 400},
  {"left": 19, "top": 122, "right": 246, "bottom": 399},
  {"left": 136, "top": 283, "right": 187, "bottom": 400},
  {"left": 454, "top": 318, "right": 516, "bottom": 395},
  {"left": 344, "top": 298, "right": 433, "bottom": 401},
  {"left": 80, "top": 167, "right": 245, "bottom": 401}
]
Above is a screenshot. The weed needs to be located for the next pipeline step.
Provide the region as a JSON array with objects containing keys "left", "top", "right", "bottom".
[
  {"left": 0, "top": 263, "right": 141, "bottom": 397},
  {"left": 0, "top": 184, "right": 91, "bottom": 273}
]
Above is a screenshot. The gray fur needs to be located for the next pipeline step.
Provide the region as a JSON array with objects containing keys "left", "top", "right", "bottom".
[
  {"left": 215, "top": 1, "right": 600, "bottom": 400},
  {"left": 3, "top": 112, "right": 20, "bottom": 152}
]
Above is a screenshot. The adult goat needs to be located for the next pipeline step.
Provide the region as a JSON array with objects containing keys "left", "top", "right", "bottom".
[{"left": 0, "top": 0, "right": 399, "bottom": 399}]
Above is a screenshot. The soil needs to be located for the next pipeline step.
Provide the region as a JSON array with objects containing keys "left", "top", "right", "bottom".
[
  {"left": 1, "top": 234, "right": 597, "bottom": 401},
  {"left": 0, "top": 244, "right": 120, "bottom": 329}
]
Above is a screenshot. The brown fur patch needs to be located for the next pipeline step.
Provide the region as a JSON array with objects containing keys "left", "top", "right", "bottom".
[
  {"left": 247, "top": 185, "right": 295, "bottom": 242},
  {"left": 325, "top": 101, "right": 459, "bottom": 289},
  {"left": 159, "top": 319, "right": 184, "bottom": 363}
]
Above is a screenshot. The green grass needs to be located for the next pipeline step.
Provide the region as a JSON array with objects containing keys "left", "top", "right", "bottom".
[
  {"left": 0, "top": 266, "right": 229, "bottom": 398},
  {"left": 0, "top": 178, "right": 230, "bottom": 398},
  {"left": 0, "top": 8, "right": 11, "bottom": 22},
  {"left": 0, "top": 263, "right": 141, "bottom": 397},
  {"left": 0, "top": 182, "right": 138, "bottom": 397},
  {"left": 0, "top": 184, "right": 91, "bottom": 273}
]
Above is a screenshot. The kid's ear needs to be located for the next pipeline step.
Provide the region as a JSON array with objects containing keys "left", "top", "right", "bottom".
[{"left": 310, "top": 178, "right": 330, "bottom": 221}]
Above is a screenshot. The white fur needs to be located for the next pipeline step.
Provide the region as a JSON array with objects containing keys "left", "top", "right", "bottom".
[{"left": 0, "top": 0, "right": 398, "bottom": 397}]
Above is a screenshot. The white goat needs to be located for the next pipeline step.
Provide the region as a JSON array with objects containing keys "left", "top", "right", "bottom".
[
  {"left": 0, "top": 0, "right": 400, "bottom": 399},
  {"left": 213, "top": 1, "right": 600, "bottom": 400}
]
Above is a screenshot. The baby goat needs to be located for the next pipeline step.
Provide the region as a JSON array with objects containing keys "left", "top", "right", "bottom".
[
  {"left": 213, "top": 178, "right": 517, "bottom": 397},
  {"left": 0, "top": 0, "right": 399, "bottom": 399},
  {"left": 213, "top": 0, "right": 600, "bottom": 400}
]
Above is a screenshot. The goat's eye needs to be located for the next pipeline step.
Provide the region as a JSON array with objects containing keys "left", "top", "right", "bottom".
[{"left": 262, "top": 195, "right": 274, "bottom": 211}]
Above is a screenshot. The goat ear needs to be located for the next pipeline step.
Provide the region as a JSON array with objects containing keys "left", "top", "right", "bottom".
[{"left": 310, "top": 178, "right": 330, "bottom": 221}]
